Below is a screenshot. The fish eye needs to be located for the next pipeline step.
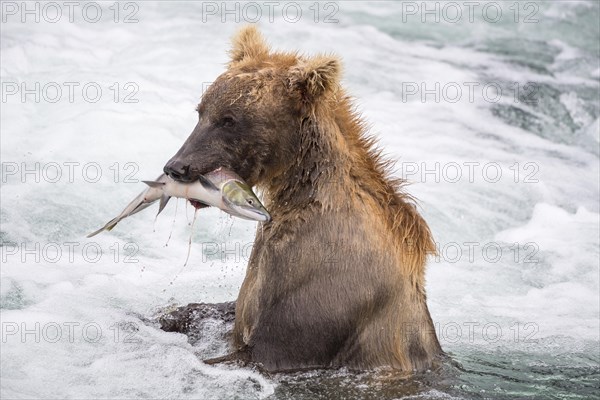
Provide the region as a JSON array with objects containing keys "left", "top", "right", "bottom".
[{"left": 247, "top": 198, "right": 254, "bottom": 205}]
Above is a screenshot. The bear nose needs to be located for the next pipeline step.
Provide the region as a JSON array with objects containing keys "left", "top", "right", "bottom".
[{"left": 163, "top": 160, "right": 193, "bottom": 182}]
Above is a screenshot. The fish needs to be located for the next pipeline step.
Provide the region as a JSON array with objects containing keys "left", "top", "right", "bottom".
[
  {"left": 201, "top": 168, "right": 270, "bottom": 222},
  {"left": 87, "top": 169, "right": 270, "bottom": 238},
  {"left": 143, "top": 168, "right": 271, "bottom": 222},
  {"left": 86, "top": 173, "right": 170, "bottom": 238}
]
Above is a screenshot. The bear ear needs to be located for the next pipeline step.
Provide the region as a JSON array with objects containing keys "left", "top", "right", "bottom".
[
  {"left": 229, "top": 25, "right": 270, "bottom": 64},
  {"left": 290, "top": 55, "right": 341, "bottom": 102}
]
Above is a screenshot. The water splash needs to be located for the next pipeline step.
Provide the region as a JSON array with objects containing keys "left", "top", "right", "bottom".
[
  {"left": 164, "top": 198, "right": 179, "bottom": 247},
  {"left": 184, "top": 207, "right": 200, "bottom": 267}
]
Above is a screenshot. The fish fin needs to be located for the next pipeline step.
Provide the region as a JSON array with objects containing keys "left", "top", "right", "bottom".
[
  {"left": 197, "top": 175, "right": 218, "bottom": 191},
  {"left": 143, "top": 180, "right": 165, "bottom": 188},
  {"left": 86, "top": 227, "right": 105, "bottom": 238},
  {"left": 157, "top": 195, "right": 171, "bottom": 215}
]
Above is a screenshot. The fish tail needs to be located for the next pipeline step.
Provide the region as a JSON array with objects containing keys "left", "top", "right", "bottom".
[{"left": 86, "top": 217, "right": 119, "bottom": 238}]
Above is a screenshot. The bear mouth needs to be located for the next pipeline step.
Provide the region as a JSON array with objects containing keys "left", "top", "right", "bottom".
[{"left": 189, "top": 199, "right": 208, "bottom": 209}]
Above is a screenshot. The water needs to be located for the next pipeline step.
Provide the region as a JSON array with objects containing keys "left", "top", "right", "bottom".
[{"left": 1, "top": 1, "right": 598, "bottom": 399}]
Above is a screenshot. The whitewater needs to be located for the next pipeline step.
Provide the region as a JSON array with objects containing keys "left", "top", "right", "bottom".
[{"left": 1, "top": 1, "right": 598, "bottom": 399}]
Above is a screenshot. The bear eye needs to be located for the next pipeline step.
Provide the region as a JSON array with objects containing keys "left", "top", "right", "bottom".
[{"left": 221, "top": 116, "right": 236, "bottom": 128}]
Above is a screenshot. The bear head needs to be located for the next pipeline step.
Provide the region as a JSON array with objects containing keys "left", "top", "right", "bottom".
[{"left": 164, "top": 25, "right": 341, "bottom": 189}]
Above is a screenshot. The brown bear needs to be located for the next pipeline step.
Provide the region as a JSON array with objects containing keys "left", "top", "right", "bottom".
[{"left": 161, "top": 26, "right": 443, "bottom": 372}]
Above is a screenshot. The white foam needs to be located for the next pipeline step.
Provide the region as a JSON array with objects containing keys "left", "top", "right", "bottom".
[{"left": 1, "top": 1, "right": 598, "bottom": 398}]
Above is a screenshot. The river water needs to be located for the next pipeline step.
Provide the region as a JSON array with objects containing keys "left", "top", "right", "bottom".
[{"left": 1, "top": 1, "right": 598, "bottom": 399}]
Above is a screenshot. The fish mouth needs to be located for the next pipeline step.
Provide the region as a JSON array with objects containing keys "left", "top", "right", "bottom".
[
  {"left": 228, "top": 205, "right": 271, "bottom": 222},
  {"left": 251, "top": 211, "right": 271, "bottom": 222},
  {"left": 189, "top": 198, "right": 270, "bottom": 222},
  {"left": 251, "top": 208, "right": 271, "bottom": 222}
]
